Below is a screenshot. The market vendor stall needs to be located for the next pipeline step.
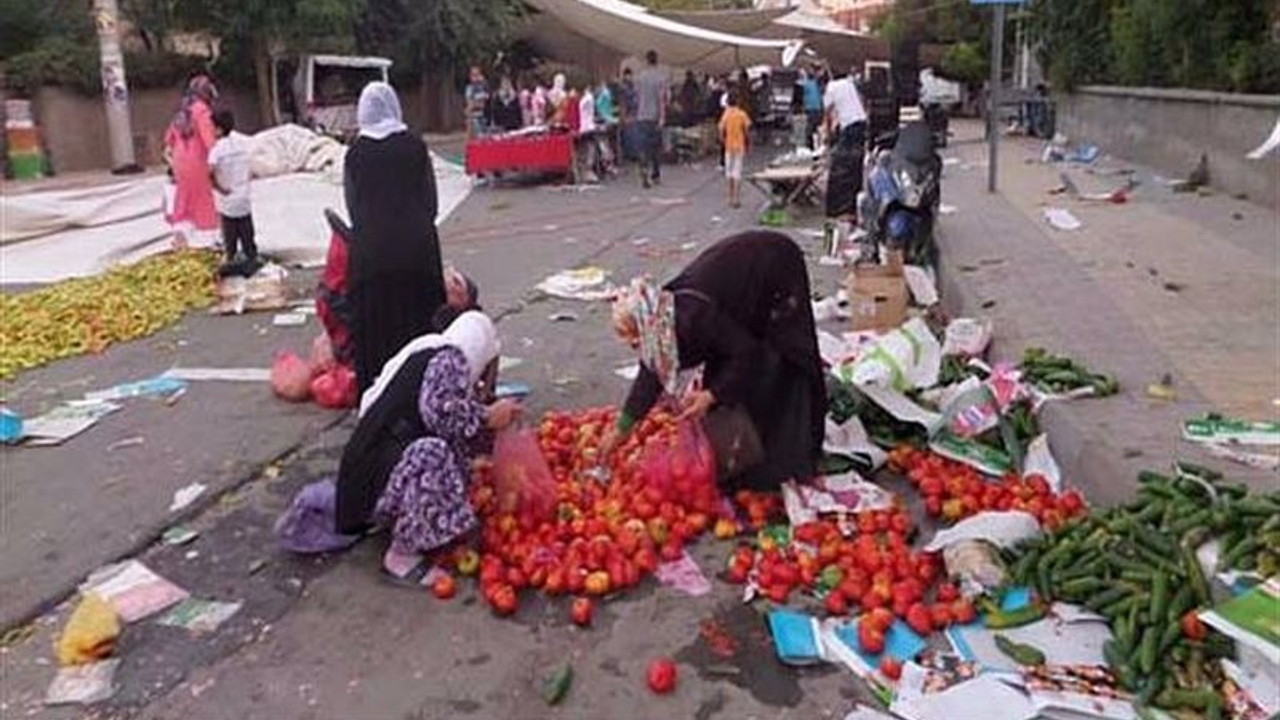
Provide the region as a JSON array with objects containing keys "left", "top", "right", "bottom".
[{"left": 464, "top": 130, "right": 576, "bottom": 180}]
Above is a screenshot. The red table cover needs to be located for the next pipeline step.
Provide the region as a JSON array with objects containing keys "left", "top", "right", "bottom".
[{"left": 465, "top": 133, "right": 574, "bottom": 175}]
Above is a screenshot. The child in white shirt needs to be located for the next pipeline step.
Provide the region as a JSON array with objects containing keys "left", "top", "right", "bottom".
[{"left": 208, "top": 109, "right": 256, "bottom": 261}]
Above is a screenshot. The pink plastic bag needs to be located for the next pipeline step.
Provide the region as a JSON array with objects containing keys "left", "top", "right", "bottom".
[
  {"left": 640, "top": 420, "right": 718, "bottom": 514},
  {"left": 308, "top": 333, "right": 335, "bottom": 377},
  {"left": 271, "top": 351, "right": 311, "bottom": 402},
  {"left": 492, "top": 428, "right": 557, "bottom": 524},
  {"left": 309, "top": 365, "right": 356, "bottom": 409}
]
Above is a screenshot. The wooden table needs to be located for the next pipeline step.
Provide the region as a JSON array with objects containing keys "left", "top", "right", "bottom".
[{"left": 746, "top": 163, "right": 824, "bottom": 209}]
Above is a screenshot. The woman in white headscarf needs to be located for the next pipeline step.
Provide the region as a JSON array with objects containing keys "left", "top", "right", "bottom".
[
  {"left": 336, "top": 311, "right": 520, "bottom": 581},
  {"left": 344, "top": 81, "right": 447, "bottom": 397}
]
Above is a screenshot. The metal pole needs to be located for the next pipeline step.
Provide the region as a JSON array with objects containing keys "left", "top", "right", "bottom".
[
  {"left": 987, "top": 2, "right": 1005, "bottom": 193},
  {"left": 92, "top": 0, "right": 138, "bottom": 172}
]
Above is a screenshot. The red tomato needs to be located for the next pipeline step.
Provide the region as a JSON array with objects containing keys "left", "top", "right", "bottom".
[
  {"left": 936, "top": 582, "right": 960, "bottom": 603},
  {"left": 489, "top": 584, "right": 518, "bottom": 616},
  {"left": 571, "top": 596, "right": 594, "bottom": 627},
  {"left": 879, "top": 657, "right": 903, "bottom": 681},
  {"left": 857, "top": 622, "right": 886, "bottom": 654},
  {"left": 431, "top": 574, "right": 456, "bottom": 600},
  {"left": 1026, "top": 475, "right": 1051, "bottom": 496},
  {"left": 1060, "top": 490, "right": 1085, "bottom": 514},
  {"left": 1181, "top": 611, "right": 1207, "bottom": 641},
  {"left": 905, "top": 603, "right": 933, "bottom": 636},
  {"left": 825, "top": 590, "right": 849, "bottom": 616},
  {"left": 929, "top": 603, "right": 953, "bottom": 629},
  {"left": 867, "top": 607, "right": 895, "bottom": 632},
  {"left": 646, "top": 658, "right": 678, "bottom": 694}
]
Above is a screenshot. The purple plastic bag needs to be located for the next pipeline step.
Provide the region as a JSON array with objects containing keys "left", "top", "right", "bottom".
[{"left": 275, "top": 479, "right": 359, "bottom": 554}]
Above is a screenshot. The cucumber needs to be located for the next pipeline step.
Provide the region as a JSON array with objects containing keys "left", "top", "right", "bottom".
[
  {"left": 1149, "top": 572, "right": 1169, "bottom": 622},
  {"left": 994, "top": 633, "right": 1046, "bottom": 666},
  {"left": 1138, "top": 626, "right": 1158, "bottom": 675}
]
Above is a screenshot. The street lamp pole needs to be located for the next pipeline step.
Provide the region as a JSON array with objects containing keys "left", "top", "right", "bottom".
[
  {"left": 987, "top": 2, "right": 1005, "bottom": 193},
  {"left": 92, "top": 0, "right": 139, "bottom": 173}
]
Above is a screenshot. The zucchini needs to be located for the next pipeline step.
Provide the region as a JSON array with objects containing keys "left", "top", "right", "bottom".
[{"left": 994, "top": 634, "right": 1047, "bottom": 666}]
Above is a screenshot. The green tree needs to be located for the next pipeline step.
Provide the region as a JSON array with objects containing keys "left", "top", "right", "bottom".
[
  {"left": 356, "top": 0, "right": 524, "bottom": 129},
  {"left": 1026, "top": 0, "right": 1114, "bottom": 89},
  {"left": 940, "top": 41, "right": 986, "bottom": 87},
  {"left": 175, "top": 0, "right": 363, "bottom": 124}
]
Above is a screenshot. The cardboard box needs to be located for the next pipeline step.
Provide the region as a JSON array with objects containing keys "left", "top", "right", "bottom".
[{"left": 845, "top": 258, "right": 908, "bottom": 332}]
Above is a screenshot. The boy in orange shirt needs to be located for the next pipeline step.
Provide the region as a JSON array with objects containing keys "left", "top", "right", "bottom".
[{"left": 718, "top": 90, "right": 752, "bottom": 208}]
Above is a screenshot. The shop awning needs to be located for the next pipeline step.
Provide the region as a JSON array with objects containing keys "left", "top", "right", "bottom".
[{"left": 524, "top": 0, "right": 801, "bottom": 73}]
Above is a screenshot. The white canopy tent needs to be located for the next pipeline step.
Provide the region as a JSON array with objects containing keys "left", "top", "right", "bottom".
[{"left": 524, "top": 0, "right": 802, "bottom": 74}]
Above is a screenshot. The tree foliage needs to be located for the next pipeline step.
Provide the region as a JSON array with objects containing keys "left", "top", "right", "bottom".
[
  {"left": 356, "top": 0, "right": 525, "bottom": 87},
  {"left": 1028, "top": 0, "right": 1279, "bottom": 93},
  {"left": 940, "top": 42, "right": 986, "bottom": 87}
]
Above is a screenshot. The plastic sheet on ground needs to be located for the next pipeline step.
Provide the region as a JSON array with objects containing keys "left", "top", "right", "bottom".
[
  {"left": 21, "top": 401, "right": 121, "bottom": 445},
  {"left": 942, "top": 318, "right": 993, "bottom": 357},
  {"left": 891, "top": 657, "right": 1034, "bottom": 720},
  {"left": 1043, "top": 207, "right": 1082, "bottom": 231},
  {"left": 535, "top": 267, "right": 617, "bottom": 301},
  {"left": 839, "top": 318, "right": 942, "bottom": 392},
  {"left": 1182, "top": 415, "right": 1280, "bottom": 446},
  {"left": 1246, "top": 116, "right": 1280, "bottom": 160},
  {"left": 823, "top": 415, "right": 888, "bottom": 471},
  {"left": 156, "top": 598, "right": 242, "bottom": 634},
  {"left": 44, "top": 659, "right": 119, "bottom": 706},
  {"left": 782, "top": 472, "right": 894, "bottom": 526},
  {"left": 654, "top": 551, "right": 711, "bottom": 597},
  {"left": 79, "top": 560, "right": 188, "bottom": 623},
  {"left": 924, "top": 511, "right": 1041, "bottom": 553},
  {"left": 946, "top": 605, "right": 1111, "bottom": 674},
  {"left": 2, "top": 139, "right": 470, "bottom": 284},
  {"left": 163, "top": 367, "right": 272, "bottom": 382}
]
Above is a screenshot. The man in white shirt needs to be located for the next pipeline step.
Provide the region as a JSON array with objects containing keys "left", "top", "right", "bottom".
[
  {"left": 207, "top": 109, "right": 256, "bottom": 262},
  {"left": 822, "top": 67, "right": 869, "bottom": 221}
]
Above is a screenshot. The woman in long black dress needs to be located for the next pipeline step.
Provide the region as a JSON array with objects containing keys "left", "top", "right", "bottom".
[
  {"left": 607, "top": 230, "right": 826, "bottom": 491},
  {"left": 345, "top": 82, "right": 447, "bottom": 394}
]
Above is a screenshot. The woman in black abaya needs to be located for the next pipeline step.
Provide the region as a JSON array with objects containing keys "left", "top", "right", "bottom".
[{"left": 345, "top": 82, "right": 447, "bottom": 394}]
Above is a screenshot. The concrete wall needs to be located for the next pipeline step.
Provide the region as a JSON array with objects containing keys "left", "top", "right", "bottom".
[
  {"left": 1056, "top": 85, "right": 1280, "bottom": 209},
  {"left": 34, "top": 86, "right": 262, "bottom": 174}
]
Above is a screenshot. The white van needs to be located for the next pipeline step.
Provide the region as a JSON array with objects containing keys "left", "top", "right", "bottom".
[{"left": 272, "top": 54, "right": 393, "bottom": 138}]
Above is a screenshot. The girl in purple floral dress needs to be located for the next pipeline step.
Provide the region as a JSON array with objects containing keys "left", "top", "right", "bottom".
[{"left": 335, "top": 311, "right": 520, "bottom": 580}]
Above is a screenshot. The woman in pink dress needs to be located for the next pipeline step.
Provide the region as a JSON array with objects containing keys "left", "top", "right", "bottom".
[{"left": 164, "top": 75, "right": 220, "bottom": 248}]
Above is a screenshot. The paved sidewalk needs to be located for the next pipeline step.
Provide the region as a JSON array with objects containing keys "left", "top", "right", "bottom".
[{"left": 937, "top": 121, "right": 1278, "bottom": 504}]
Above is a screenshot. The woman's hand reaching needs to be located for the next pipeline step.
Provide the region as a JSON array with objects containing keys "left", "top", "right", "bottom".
[
  {"left": 677, "top": 389, "right": 715, "bottom": 422},
  {"left": 486, "top": 399, "right": 522, "bottom": 430}
]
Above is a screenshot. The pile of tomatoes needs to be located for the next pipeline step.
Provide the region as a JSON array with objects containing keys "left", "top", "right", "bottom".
[
  {"left": 462, "top": 408, "right": 724, "bottom": 618},
  {"left": 887, "top": 446, "right": 1086, "bottom": 530},
  {"left": 722, "top": 511, "right": 976, "bottom": 640}
]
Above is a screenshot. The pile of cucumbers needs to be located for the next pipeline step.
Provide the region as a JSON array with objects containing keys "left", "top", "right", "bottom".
[
  {"left": 1006, "top": 463, "right": 1280, "bottom": 716},
  {"left": 1021, "top": 347, "right": 1120, "bottom": 397}
]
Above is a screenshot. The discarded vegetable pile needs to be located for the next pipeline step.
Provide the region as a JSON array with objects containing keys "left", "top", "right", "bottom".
[
  {"left": 1007, "top": 464, "right": 1280, "bottom": 712},
  {"left": 890, "top": 446, "right": 1086, "bottom": 528},
  {"left": 0, "top": 250, "right": 218, "bottom": 380},
  {"left": 1020, "top": 347, "right": 1119, "bottom": 397},
  {"left": 462, "top": 408, "right": 722, "bottom": 617}
]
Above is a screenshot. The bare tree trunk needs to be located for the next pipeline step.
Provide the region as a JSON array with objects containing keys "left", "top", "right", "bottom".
[
  {"left": 0, "top": 69, "right": 8, "bottom": 180},
  {"left": 253, "top": 37, "right": 276, "bottom": 127}
]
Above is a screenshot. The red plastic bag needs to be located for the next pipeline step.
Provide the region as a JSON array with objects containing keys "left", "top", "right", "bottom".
[
  {"left": 308, "top": 333, "right": 335, "bottom": 377},
  {"left": 310, "top": 365, "right": 356, "bottom": 409},
  {"left": 492, "top": 428, "right": 557, "bottom": 524},
  {"left": 640, "top": 420, "right": 718, "bottom": 513},
  {"left": 271, "top": 351, "right": 311, "bottom": 402}
]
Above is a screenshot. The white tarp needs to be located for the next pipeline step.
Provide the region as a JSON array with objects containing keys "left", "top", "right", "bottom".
[
  {"left": 526, "top": 0, "right": 799, "bottom": 73},
  {"left": 1, "top": 127, "right": 470, "bottom": 284}
]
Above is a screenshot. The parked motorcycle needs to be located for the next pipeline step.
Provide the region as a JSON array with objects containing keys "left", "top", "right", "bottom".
[{"left": 856, "top": 120, "right": 942, "bottom": 268}]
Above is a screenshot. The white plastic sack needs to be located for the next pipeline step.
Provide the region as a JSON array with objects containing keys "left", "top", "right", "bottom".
[
  {"left": 846, "top": 317, "right": 942, "bottom": 392},
  {"left": 823, "top": 415, "right": 888, "bottom": 470},
  {"left": 942, "top": 318, "right": 993, "bottom": 357}
]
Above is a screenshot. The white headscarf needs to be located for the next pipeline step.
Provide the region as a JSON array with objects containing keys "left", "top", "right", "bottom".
[
  {"left": 357, "top": 311, "right": 500, "bottom": 417},
  {"left": 442, "top": 310, "right": 500, "bottom": 384},
  {"left": 357, "top": 81, "right": 408, "bottom": 140}
]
